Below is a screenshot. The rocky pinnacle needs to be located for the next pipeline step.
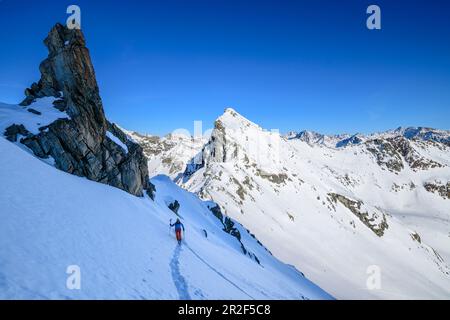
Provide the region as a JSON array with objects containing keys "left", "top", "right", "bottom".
[{"left": 17, "top": 23, "right": 154, "bottom": 197}]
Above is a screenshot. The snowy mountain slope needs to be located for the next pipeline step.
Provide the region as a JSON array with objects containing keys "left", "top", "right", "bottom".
[
  {"left": 123, "top": 130, "right": 207, "bottom": 180},
  {"left": 0, "top": 136, "right": 331, "bottom": 300},
  {"left": 159, "top": 108, "right": 450, "bottom": 299}
]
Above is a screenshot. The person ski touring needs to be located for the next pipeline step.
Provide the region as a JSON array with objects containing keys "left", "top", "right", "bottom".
[{"left": 170, "top": 218, "right": 185, "bottom": 245}]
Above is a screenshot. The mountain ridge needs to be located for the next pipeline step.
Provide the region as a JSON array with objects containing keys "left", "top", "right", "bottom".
[
  {"left": 287, "top": 126, "right": 450, "bottom": 148},
  {"left": 128, "top": 107, "right": 450, "bottom": 299}
]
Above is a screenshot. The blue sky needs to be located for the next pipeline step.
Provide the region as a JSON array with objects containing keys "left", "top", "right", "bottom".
[{"left": 0, "top": 0, "right": 449, "bottom": 135}]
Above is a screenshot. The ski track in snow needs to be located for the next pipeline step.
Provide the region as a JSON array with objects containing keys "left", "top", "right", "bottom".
[
  {"left": 0, "top": 138, "right": 332, "bottom": 299},
  {"left": 170, "top": 245, "right": 192, "bottom": 300},
  {"left": 185, "top": 244, "right": 255, "bottom": 299},
  {"left": 170, "top": 242, "right": 255, "bottom": 300}
]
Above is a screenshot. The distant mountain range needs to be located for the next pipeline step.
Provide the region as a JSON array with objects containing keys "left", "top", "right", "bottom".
[{"left": 286, "top": 127, "right": 450, "bottom": 148}]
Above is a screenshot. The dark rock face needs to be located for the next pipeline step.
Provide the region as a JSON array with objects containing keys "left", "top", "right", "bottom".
[
  {"left": 16, "top": 23, "right": 152, "bottom": 197},
  {"left": 168, "top": 200, "right": 180, "bottom": 214},
  {"left": 389, "top": 137, "right": 443, "bottom": 171},
  {"left": 336, "top": 134, "right": 362, "bottom": 148},
  {"left": 208, "top": 204, "right": 224, "bottom": 221},
  {"left": 207, "top": 203, "right": 260, "bottom": 264},
  {"left": 4, "top": 124, "right": 30, "bottom": 142},
  {"left": 411, "top": 232, "right": 422, "bottom": 243},
  {"left": 366, "top": 138, "right": 404, "bottom": 173},
  {"left": 27, "top": 108, "right": 42, "bottom": 115},
  {"left": 328, "top": 193, "right": 389, "bottom": 237}
]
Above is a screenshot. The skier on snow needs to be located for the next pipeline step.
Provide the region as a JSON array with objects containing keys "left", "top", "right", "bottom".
[{"left": 170, "top": 218, "right": 185, "bottom": 245}]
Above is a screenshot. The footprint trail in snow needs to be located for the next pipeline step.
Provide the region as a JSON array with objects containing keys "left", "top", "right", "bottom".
[{"left": 170, "top": 245, "right": 191, "bottom": 300}]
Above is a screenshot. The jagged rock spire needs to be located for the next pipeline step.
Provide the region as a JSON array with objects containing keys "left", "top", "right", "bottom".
[{"left": 17, "top": 23, "right": 153, "bottom": 197}]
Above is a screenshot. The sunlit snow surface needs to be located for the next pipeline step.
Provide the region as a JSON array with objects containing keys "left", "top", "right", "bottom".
[
  {"left": 177, "top": 109, "right": 450, "bottom": 299},
  {"left": 0, "top": 97, "right": 69, "bottom": 136},
  {"left": 0, "top": 137, "right": 331, "bottom": 300}
]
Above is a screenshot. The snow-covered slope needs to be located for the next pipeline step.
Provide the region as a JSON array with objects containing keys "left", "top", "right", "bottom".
[
  {"left": 165, "top": 108, "right": 450, "bottom": 299},
  {"left": 0, "top": 136, "right": 331, "bottom": 300},
  {"left": 124, "top": 130, "right": 207, "bottom": 180},
  {"left": 0, "top": 97, "right": 69, "bottom": 138}
]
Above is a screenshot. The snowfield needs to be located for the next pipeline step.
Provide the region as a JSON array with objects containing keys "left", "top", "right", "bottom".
[
  {"left": 124, "top": 129, "right": 208, "bottom": 180},
  {"left": 106, "top": 131, "right": 129, "bottom": 154},
  {"left": 0, "top": 137, "right": 332, "bottom": 300},
  {"left": 168, "top": 108, "right": 450, "bottom": 299}
]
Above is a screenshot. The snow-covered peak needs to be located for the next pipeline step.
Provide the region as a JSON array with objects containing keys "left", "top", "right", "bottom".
[
  {"left": 116, "top": 128, "right": 208, "bottom": 180},
  {"left": 335, "top": 133, "right": 364, "bottom": 148},
  {"left": 288, "top": 130, "right": 325, "bottom": 144},
  {"left": 386, "top": 126, "right": 450, "bottom": 144},
  {"left": 216, "top": 107, "right": 261, "bottom": 132},
  {"left": 166, "top": 132, "right": 192, "bottom": 140},
  {"left": 201, "top": 107, "right": 283, "bottom": 173},
  {"left": 177, "top": 108, "right": 450, "bottom": 299},
  {"left": 286, "top": 130, "right": 353, "bottom": 148},
  {"left": 224, "top": 107, "right": 237, "bottom": 114}
]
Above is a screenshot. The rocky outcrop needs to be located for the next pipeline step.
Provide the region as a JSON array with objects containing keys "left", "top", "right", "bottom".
[
  {"left": 411, "top": 232, "right": 422, "bottom": 243},
  {"left": 398, "top": 127, "right": 450, "bottom": 146},
  {"left": 389, "top": 136, "right": 443, "bottom": 171},
  {"left": 336, "top": 134, "right": 363, "bottom": 148},
  {"left": 328, "top": 193, "right": 389, "bottom": 237},
  {"left": 208, "top": 204, "right": 243, "bottom": 242},
  {"left": 365, "top": 138, "right": 405, "bottom": 173},
  {"left": 208, "top": 204, "right": 224, "bottom": 221},
  {"left": 4, "top": 124, "right": 30, "bottom": 142},
  {"left": 168, "top": 200, "right": 180, "bottom": 214},
  {"left": 255, "top": 169, "right": 289, "bottom": 185},
  {"left": 365, "top": 136, "right": 443, "bottom": 173},
  {"left": 13, "top": 23, "right": 153, "bottom": 197},
  {"left": 207, "top": 203, "right": 260, "bottom": 264},
  {"left": 424, "top": 181, "right": 450, "bottom": 200}
]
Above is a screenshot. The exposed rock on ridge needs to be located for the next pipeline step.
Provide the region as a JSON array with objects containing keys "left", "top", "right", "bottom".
[{"left": 11, "top": 23, "right": 152, "bottom": 197}]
